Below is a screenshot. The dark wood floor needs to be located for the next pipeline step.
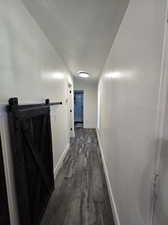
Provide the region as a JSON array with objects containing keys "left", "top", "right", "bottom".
[{"left": 41, "top": 128, "right": 115, "bottom": 225}]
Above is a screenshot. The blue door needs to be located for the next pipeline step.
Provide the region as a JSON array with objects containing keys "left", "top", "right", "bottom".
[{"left": 74, "top": 91, "right": 84, "bottom": 127}]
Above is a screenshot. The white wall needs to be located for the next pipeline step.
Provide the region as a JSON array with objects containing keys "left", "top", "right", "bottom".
[
  {"left": 0, "top": 0, "right": 73, "bottom": 224},
  {"left": 98, "top": 1, "right": 166, "bottom": 225},
  {"left": 74, "top": 78, "right": 97, "bottom": 128}
]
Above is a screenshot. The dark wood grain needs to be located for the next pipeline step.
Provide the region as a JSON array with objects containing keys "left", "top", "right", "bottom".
[
  {"left": 7, "top": 98, "right": 54, "bottom": 225},
  {"left": 41, "top": 128, "right": 115, "bottom": 225}
]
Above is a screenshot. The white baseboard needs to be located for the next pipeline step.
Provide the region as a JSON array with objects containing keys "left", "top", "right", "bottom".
[
  {"left": 54, "top": 143, "right": 70, "bottom": 179},
  {"left": 96, "top": 129, "right": 121, "bottom": 225}
]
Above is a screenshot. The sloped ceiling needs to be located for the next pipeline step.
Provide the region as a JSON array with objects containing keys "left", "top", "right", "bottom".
[{"left": 22, "top": 0, "right": 129, "bottom": 80}]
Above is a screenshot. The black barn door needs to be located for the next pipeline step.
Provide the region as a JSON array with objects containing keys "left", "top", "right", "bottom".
[
  {"left": 0, "top": 137, "right": 10, "bottom": 225},
  {"left": 7, "top": 98, "right": 54, "bottom": 225}
]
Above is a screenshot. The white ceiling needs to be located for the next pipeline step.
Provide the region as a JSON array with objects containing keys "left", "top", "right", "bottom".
[{"left": 22, "top": 0, "right": 129, "bottom": 80}]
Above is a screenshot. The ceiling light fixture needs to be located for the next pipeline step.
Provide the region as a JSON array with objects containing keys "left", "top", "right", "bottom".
[{"left": 78, "top": 71, "right": 90, "bottom": 78}]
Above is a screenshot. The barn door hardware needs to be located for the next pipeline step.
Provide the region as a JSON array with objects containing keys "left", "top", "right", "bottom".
[
  {"left": 7, "top": 97, "right": 59, "bottom": 225},
  {"left": 8, "top": 98, "right": 62, "bottom": 116}
]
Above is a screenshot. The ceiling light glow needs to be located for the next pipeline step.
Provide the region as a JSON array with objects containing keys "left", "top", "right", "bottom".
[
  {"left": 105, "top": 72, "right": 122, "bottom": 79},
  {"left": 42, "top": 72, "right": 65, "bottom": 80}
]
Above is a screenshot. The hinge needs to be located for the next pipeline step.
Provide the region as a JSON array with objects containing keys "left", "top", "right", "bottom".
[
  {"left": 152, "top": 173, "right": 159, "bottom": 200},
  {"left": 150, "top": 172, "right": 160, "bottom": 225}
]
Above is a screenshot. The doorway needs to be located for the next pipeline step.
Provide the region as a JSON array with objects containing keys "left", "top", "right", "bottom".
[
  {"left": 74, "top": 90, "right": 84, "bottom": 128},
  {"left": 68, "top": 83, "right": 74, "bottom": 138}
]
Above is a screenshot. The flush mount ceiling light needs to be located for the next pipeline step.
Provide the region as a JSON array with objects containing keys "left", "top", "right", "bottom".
[{"left": 78, "top": 71, "right": 90, "bottom": 78}]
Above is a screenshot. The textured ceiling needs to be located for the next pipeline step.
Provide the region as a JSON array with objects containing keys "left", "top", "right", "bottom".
[{"left": 22, "top": 0, "right": 129, "bottom": 80}]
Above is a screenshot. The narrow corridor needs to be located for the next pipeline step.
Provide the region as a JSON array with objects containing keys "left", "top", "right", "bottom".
[
  {"left": 41, "top": 129, "right": 114, "bottom": 225},
  {"left": 0, "top": 1, "right": 167, "bottom": 224}
]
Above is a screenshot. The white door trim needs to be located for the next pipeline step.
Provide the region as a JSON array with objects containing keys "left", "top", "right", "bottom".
[{"left": 150, "top": 1, "right": 168, "bottom": 224}]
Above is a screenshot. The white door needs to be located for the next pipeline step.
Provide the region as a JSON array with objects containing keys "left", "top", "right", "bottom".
[
  {"left": 153, "top": 125, "right": 168, "bottom": 225},
  {"left": 68, "top": 83, "right": 74, "bottom": 138},
  {"left": 153, "top": 9, "right": 168, "bottom": 224}
]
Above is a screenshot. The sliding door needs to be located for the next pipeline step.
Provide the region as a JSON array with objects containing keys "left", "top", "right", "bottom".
[{"left": 7, "top": 98, "right": 54, "bottom": 225}]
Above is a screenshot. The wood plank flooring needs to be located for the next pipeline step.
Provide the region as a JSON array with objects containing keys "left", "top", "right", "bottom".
[{"left": 41, "top": 128, "right": 115, "bottom": 225}]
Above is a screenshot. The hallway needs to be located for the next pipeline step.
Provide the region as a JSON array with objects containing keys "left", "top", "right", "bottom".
[
  {"left": 41, "top": 129, "right": 114, "bottom": 225},
  {"left": 0, "top": 0, "right": 167, "bottom": 225}
]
